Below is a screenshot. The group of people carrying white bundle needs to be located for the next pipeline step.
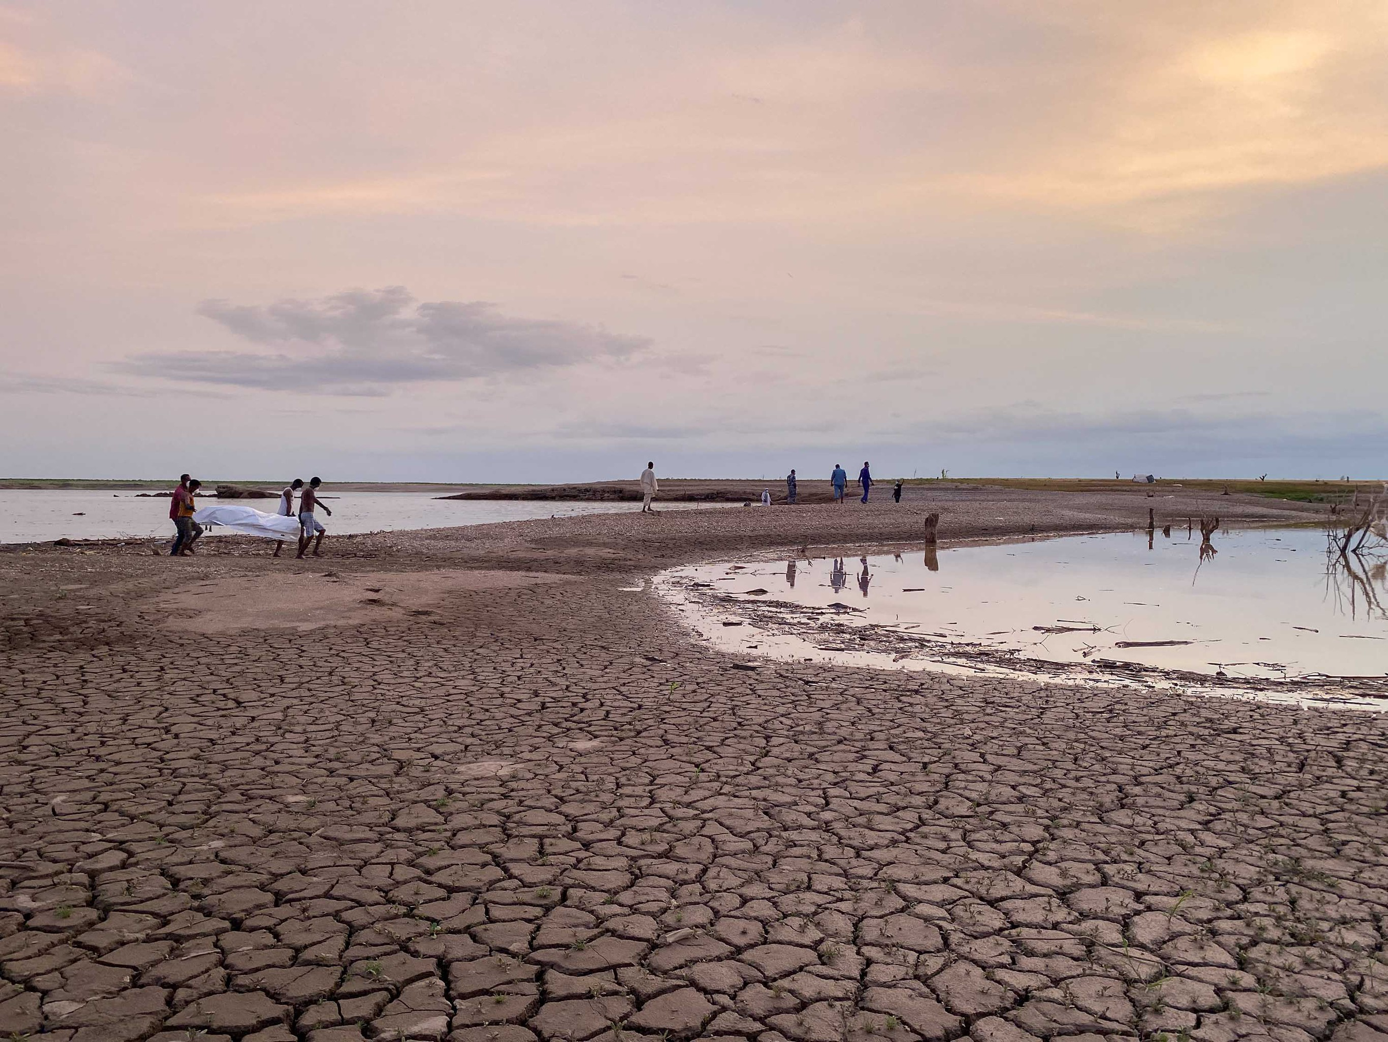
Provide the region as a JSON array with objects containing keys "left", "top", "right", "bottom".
[{"left": 169, "top": 474, "right": 333, "bottom": 558}]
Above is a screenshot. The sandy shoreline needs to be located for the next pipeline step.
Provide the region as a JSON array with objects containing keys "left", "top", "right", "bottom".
[{"left": 2, "top": 485, "right": 1384, "bottom": 1042}]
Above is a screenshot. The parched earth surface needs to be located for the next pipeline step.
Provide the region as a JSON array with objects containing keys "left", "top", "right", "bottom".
[{"left": 3, "top": 488, "right": 1388, "bottom": 1042}]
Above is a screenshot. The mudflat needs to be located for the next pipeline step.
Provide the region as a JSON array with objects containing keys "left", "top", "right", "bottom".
[{"left": 2, "top": 485, "right": 1385, "bottom": 1042}]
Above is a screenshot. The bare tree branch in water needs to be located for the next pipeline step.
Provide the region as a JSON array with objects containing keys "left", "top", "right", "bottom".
[
  {"left": 1192, "top": 516, "right": 1220, "bottom": 585},
  {"left": 1324, "top": 497, "right": 1388, "bottom": 621}
]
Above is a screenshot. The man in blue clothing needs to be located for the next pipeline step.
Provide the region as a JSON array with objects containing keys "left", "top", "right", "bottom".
[
  {"left": 830, "top": 464, "right": 847, "bottom": 503},
  {"left": 859, "top": 461, "right": 873, "bottom": 503}
]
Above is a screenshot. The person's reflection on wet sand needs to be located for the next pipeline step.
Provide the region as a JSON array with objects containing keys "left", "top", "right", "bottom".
[
  {"left": 830, "top": 557, "right": 847, "bottom": 593},
  {"left": 786, "top": 559, "right": 797, "bottom": 588},
  {"left": 858, "top": 556, "right": 871, "bottom": 597},
  {"left": 924, "top": 546, "right": 939, "bottom": 572}
]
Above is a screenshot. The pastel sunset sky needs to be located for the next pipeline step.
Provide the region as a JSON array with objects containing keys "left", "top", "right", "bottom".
[{"left": 3, "top": 1, "right": 1386, "bottom": 480}]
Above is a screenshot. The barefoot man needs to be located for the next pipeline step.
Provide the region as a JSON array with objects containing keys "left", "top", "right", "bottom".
[
  {"left": 640, "top": 461, "right": 658, "bottom": 513},
  {"left": 830, "top": 463, "right": 847, "bottom": 504},
  {"left": 274, "top": 478, "right": 302, "bottom": 558},
  {"left": 297, "top": 476, "right": 333, "bottom": 558}
]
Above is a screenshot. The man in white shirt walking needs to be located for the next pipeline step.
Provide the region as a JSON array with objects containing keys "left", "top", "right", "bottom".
[
  {"left": 273, "top": 478, "right": 302, "bottom": 558},
  {"left": 640, "top": 462, "right": 659, "bottom": 513}
]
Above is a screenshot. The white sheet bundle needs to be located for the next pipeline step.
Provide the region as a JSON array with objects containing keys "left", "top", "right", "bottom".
[{"left": 193, "top": 505, "right": 302, "bottom": 540}]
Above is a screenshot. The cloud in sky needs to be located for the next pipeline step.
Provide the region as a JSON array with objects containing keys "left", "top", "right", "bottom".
[
  {"left": 2, "top": 1, "right": 1388, "bottom": 479},
  {"left": 115, "top": 287, "right": 650, "bottom": 393}
]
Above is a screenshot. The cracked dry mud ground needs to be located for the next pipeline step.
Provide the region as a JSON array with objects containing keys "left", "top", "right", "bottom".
[{"left": 3, "top": 494, "right": 1388, "bottom": 1042}]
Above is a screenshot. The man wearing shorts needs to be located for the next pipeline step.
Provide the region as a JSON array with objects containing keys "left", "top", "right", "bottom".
[{"left": 297, "top": 476, "right": 333, "bottom": 558}]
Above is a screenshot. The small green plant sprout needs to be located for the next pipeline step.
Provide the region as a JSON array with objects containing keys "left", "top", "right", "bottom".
[
  {"left": 535, "top": 886, "right": 553, "bottom": 900},
  {"left": 362, "top": 960, "right": 384, "bottom": 979},
  {"left": 55, "top": 905, "right": 73, "bottom": 920}
]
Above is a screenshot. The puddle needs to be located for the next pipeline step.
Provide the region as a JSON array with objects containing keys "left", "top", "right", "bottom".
[{"left": 654, "top": 527, "right": 1388, "bottom": 710}]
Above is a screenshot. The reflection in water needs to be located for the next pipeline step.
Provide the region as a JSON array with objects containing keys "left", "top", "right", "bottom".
[
  {"left": 1194, "top": 516, "right": 1221, "bottom": 582},
  {"left": 830, "top": 557, "right": 847, "bottom": 593},
  {"left": 663, "top": 527, "right": 1388, "bottom": 682},
  {"left": 1325, "top": 520, "right": 1388, "bottom": 621},
  {"left": 785, "top": 559, "right": 797, "bottom": 588}
]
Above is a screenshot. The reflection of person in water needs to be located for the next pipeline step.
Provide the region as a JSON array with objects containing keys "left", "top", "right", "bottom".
[
  {"left": 786, "top": 559, "right": 797, "bottom": 588},
  {"left": 924, "top": 546, "right": 939, "bottom": 572},
  {"left": 858, "top": 556, "right": 871, "bottom": 597},
  {"left": 830, "top": 557, "right": 847, "bottom": 593}
]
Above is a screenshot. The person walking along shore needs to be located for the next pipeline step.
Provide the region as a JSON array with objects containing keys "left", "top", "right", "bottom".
[
  {"left": 640, "top": 462, "right": 659, "bottom": 513},
  {"left": 169, "top": 475, "right": 204, "bottom": 556},
  {"left": 297, "top": 477, "right": 332, "bottom": 558},
  {"left": 859, "top": 461, "right": 873, "bottom": 503},
  {"left": 786, "top": 469, "right": 797, "bottom": 504},
  {"left": 275, "top": 478, "right": 302, "bottom": 558},
  {"left": 831, "top": 463, "right": 847, "bottom": 503}
]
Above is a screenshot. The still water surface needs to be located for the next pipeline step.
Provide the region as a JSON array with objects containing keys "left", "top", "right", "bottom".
[
  {"left": 657, "top": 526, "right": 1388, "bottom": 688},
  {"left": 1, "top": 489, "right": 718, "bottom": 544}
]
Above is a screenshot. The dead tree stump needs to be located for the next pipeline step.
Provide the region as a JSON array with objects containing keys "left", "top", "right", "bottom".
[{"left": 923, "top": 512, "right": 940, "bottom": 545}]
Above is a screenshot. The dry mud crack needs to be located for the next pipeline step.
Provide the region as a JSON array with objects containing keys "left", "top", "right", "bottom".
[{"left": 2, "top": 494, "right": 1387, "bottom": 1042}]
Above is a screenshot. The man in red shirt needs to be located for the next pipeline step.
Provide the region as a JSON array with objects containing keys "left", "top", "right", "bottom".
[{"left": 169, "top": 476, "right": 203, "bottom": 556}]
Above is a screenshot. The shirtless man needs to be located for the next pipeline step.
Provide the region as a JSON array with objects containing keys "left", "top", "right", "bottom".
[
  {"left": 274, "top": 478, "right": 303, "bottom": 558},
  {"left": 296, "top": 476, "right": 333, "bottom": 558}
]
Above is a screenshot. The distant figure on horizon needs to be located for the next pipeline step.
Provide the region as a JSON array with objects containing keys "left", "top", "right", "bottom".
[
  {"left": 831, "top": 463, "right": 847, "bottom": 503},
  {"left": 859, "top": 461, "right": 873, "bottom": 503},
  {"left": 786, "top": 469, "right": 797, "bottom": 504},
  {"left": 893, "top": 479, "right": 903, "bottom": 503},
  {"left": 170, "top": 475, "right": 203, "bottom": 556},
  {"left": 297, "top": 476, "right": 332, "bottom": 558},
  {"left": 761, "top": 488, "right": 771, "bottom": 507},
  {"left": 640, "top": 462, "right": 659, "bottom": 512},
  {"left": 274, "top": 478, "right": 303, "bottom": 558}
]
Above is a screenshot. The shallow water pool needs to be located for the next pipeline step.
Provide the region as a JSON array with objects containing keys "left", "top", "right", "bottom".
[{"left": 655, "top": 526, "right": 1388, "bottom": 703}]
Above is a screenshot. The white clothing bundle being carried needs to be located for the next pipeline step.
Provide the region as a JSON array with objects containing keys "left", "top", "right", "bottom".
[{"left": 193, "top": 505, "right": 302, "bottom": 540}]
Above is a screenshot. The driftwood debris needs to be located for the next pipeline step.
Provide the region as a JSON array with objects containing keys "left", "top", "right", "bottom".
[{"left": 923, "top": 512, "right": 940, "bottom": 545}]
